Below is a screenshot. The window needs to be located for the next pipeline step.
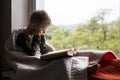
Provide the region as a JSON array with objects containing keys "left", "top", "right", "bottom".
[{"left": 36, "top": 0, "right": 120, "bottom": 57}]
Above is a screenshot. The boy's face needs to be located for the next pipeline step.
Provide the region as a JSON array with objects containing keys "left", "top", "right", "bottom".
[
  {"left": 31, "top": 23, "right": 48, "bottom": 36},
  {"left": 37, "top": 27, "right": 47, "bottom": 36}
]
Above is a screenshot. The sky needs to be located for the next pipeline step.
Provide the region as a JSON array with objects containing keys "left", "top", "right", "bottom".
[{"left": 36, "top": 0, "right": 120, "bottom": 25}]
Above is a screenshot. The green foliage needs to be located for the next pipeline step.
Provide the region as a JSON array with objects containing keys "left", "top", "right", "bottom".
[{"left": 46, "top": 9, "right": 120, "bottom": 57}]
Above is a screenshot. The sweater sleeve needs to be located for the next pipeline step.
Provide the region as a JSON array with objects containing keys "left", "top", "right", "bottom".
[
  {"left": 16, "top": 32, "right": 39, "bottom": 56},
  {"left": 32, "top": 35, "right": 47, "bottom": 54},
  {"left": 32, "top": 35, "right": 55, "bottom": 54}
]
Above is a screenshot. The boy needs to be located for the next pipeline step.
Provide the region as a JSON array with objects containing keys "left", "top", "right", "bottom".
[{"left": 16, "top": 10, "right": 54, "bottom": 56}]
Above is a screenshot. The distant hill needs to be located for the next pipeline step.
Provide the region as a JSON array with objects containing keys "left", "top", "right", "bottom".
[{"left": 56, "top": 24, "right": 79, "bottom": 31}]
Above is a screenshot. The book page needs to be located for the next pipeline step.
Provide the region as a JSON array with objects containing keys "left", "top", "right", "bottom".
[{"left": 40, "top": 48, "right": 78, "bottom": 60}]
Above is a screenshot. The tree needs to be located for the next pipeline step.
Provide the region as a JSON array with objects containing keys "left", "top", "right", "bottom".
[{"left": 46, "top": 9, "right": 120, "bottom": 57}]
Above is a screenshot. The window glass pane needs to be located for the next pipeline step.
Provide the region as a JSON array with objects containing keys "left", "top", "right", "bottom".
[{"left": 36, "top": 0, "right": 120, "bottom": 57}]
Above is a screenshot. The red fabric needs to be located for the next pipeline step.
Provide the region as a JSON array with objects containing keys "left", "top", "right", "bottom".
[
  {"left": 89, "top": 52, "right": 120, "bottom": 80},
  {"left": 102, "top": 52, "right": 116, "bottom": 60},
  {"left": 98, "top": 52, "right": 117, "bottom": 66}
]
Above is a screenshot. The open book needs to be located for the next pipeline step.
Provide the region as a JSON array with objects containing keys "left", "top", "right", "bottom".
[{"left": 40, "top": 48, "right": 78, "bottom": 60}]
